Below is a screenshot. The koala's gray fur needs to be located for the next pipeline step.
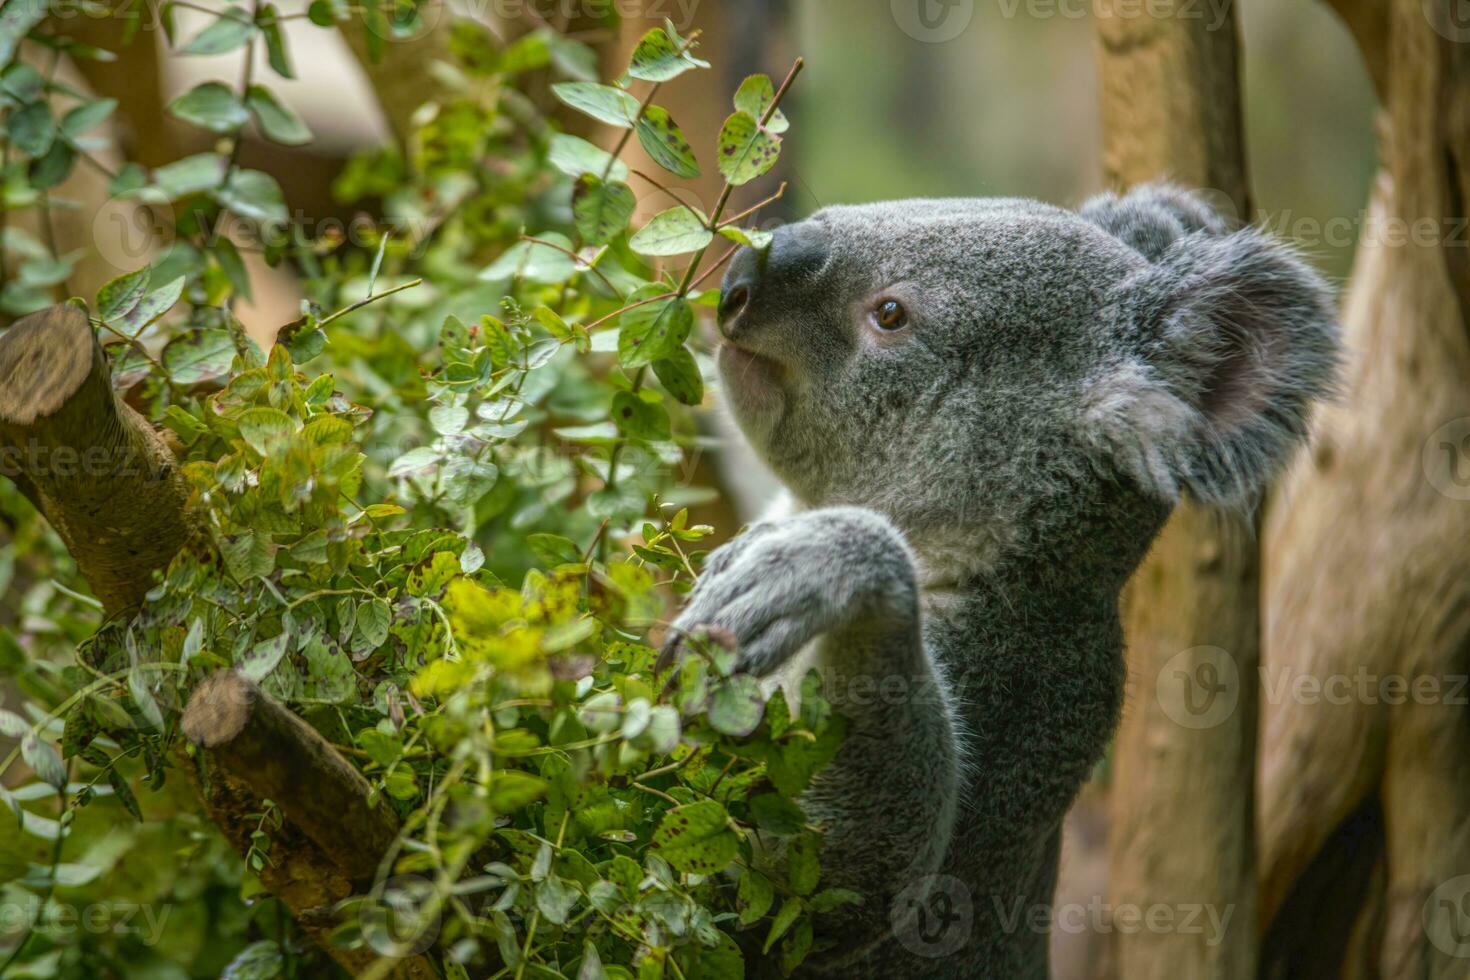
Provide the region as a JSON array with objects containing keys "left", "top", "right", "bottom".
[{"left": 667, "top": 185, "right": 1338, "bottom": 978}]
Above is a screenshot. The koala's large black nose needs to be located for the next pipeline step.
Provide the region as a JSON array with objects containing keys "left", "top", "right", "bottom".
[{"left": 719, "top": 222, "right": 828, "bottom": 339}]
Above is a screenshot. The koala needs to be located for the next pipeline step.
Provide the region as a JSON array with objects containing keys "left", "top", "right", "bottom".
[{"left": 664, "top": 184, "right": 1338, "bottom": 978}]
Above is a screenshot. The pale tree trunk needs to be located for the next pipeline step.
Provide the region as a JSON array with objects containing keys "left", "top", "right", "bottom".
[
  {"left": 1092, "top": 2, "right": 1260, "bottom": 977},
  {"left": 1259, "top": 0, "right": 1470, "bottom": 974}
]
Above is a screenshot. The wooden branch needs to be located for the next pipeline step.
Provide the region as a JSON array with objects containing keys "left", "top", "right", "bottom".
[
  {"left": 1093, "top": 3, "right": 1259, "bottom": 977},
  {"left": 182, "top": 672, "right": 434, "bottom": 978},
  {"left": 0, "top": 305, "right": 198, "bottom": 615},
  {"left": 183, "top": 671, "right": 402, "bottom": 879},
  {"left": 1259, "top": 2, "right": 1470, "bottom": 968},
  {"left": 0, "top": 306, "right": 432, "bottom": 977},
  {"left": 1320, "top": 0, "right": 1388, "bottom": 101}
]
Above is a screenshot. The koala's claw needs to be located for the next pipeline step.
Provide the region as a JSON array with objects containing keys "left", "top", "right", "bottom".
[{"left": 663, "top": 508, "right": 919, "bottom": 680}]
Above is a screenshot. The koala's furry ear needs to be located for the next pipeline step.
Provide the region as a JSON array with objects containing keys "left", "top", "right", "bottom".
[
  {"left": 1085, "top": 220, "right": 1340, "bottom": 506},
  {"left": 1081, "top": 183, "right": 1230, "bottom": 260}
]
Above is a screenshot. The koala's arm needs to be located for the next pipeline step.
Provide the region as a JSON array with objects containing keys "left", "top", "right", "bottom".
[{"left": 668, "top": 508, "right": 962, "bottom": 949}]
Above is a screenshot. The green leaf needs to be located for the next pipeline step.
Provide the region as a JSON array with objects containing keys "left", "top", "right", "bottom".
[
  {"left": 21, "top": 734, "right": 64, "bottom": 791},
  {"left": 179, "top": 7, "right": 257, "bottom": 56},
  {"left": 109, "top": 161, "right": 147, "bottom": 196},
  {"left": 237, "top": 406, "right": 296, "bottom": 454},
  {"left": 650, "top": 799, "right": 739, "bottom": 875},
  {"left": 480, "top": 234, "right": 577, "bottom": 285},
  {"left": 6, "top": 101, "right": 54, "bottom": 158},
  {"left": 629, "top": 206, "right": 712, "bottom": 257},
  {"left": 388, "top": 446, "right": 440, "bottom": 478},
  {"left": 60, "top": 98, "right": 116, "bottom": 138},
  {"left": 119, "top": 275, "right": 185, "bottom": 334},
  {"left": 97, "top": 267, "right": 150, "bottom": 322},
  {"left": 246, "top": 84, "right": 310, "bottom": 145},
  {"left": 488, "top": 771, "right": 548, "bottom": 812},
  {"left": 627, "top": 26, "right": 710, "bottom": 82},
  {"left": 748, "top": 793, "right": 806, "bottom": 837},
  {"left": 213, "top": 237, "right": 252, "bottom": 300},
  {"left": 718, "top": 225, "right": 774, "bottom": 250},
  {"left": 651, "top": 347, "right": 704, "bottom": 406},
  {"left": 0, "top": 64, "right": 43, "bottom": 106},
  {"left": 549, "top": 133, "right": 629, "bottom": 182},
  {"left": 306, "top": 0, "right": 343, "bottom": 26},
  {"left": 763, "top": 897, "right": 802, "bottom": 953},
  {"left": 0, "top": 3, "right": 47, "bottom": 68},
  {"left": 238, "top": 632, "right": 289, "bottom": 681},
  {"left": 169, "top": 82, "right": 249, "bottom": 134},
  {"left": 809, "top": 887, "right": 863, "bottom": 914},
  {"left": 551, "top": 81, "right": 639, "bottom": 128},
  {"left": 779, "top": 919, "right": 814, "bottom": 974},
  {"left": 162, "top": 329, "right": 235, "bottom": 384},
  {"left": 734, "top": 74, "right": 790, "bottom": 133},
  {"left": 611, "top": 390, "right": 670, "bottom": 442},
  {"left": 259, "top": 5, "right": 293, "bottom": 78},
  {"left": 0, "top": 709, "right": 26, "bottom": 738},
  {"left": 536, "top": 875, "right": 579, "bottom": 925},
  {"left": 708, "top": 674, "right": 764, "bottom": 736},
  {"left": 108, "top": 768, "right": 142, "bottom": 821},
  {"left": 787, "top": 831, "right": 821, "bottom": 896},
  {"left": 221, "top": 940, "right": 284, "bottom": 980},
  {"left": 618, "top": 289, "right": 693, "bottom": 369},
  {"left": 356, "top": 598, "right": 392, "bottom": 648},
  {"left": 636, "top": 106, "right": 700, "bottom": 179},
  {"left": 28, "top": 139, "right": 75, "bottom": 189},
  {"left": 153, "top": 153, "right": 227, "bottom": 199},
  {"left": 737, "top": 867, "right": 774, "bottom": 925},
  {"left": 221, "top": 532, "right": 274, "bottom": 581},
  {"left": 717, "top": 111, "right": 782, "bottom": 187},
  {"left": 217, "top": 169, "right": 289, "bottom": 224},
  {"left": 578, "top": 941, "right": 607, "bottom": 980},
  {"left": 572, "top": 175, "right": 636, "bottom": 245},
  {"left": 527, "top": 533, "right": 581, "bottom": 567}
]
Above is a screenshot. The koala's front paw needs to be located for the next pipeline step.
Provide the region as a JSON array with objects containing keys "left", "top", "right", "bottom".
[{"left": 661, "top": 507, "right": 918, "bottom": 677}]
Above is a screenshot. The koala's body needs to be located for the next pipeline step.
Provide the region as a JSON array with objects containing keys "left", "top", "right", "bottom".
[{"left": 667, "top": 186, "right": 1338, "bottom": 978}]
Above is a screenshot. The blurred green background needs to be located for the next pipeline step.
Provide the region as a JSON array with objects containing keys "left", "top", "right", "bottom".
[{"left": 787, "top": 0, "right": 1377, "bottom": 283}]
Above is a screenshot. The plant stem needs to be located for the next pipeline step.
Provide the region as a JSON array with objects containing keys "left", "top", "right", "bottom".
[
  {"left": 513, "top": 811, "right": 572, "bottom": 980},
  {"left": 0, "top": 763, "right": 72, "bottom": 977},
  {"left": 605, "top": 58, "right": 805, "bottom": 496},
  {"left": 316, "top": 277, "right": 423, "bottom": 328}
]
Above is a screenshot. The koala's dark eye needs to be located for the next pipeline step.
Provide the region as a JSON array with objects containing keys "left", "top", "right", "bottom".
[{"left": 874, "top": 299, "right": 908, "bottom": 331}]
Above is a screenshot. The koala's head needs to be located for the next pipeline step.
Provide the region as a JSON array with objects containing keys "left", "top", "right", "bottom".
[{"left": 716, "top": 184, "right": 1338, "bottom": 584}]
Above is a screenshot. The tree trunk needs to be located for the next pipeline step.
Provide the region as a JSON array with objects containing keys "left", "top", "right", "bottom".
[
  {"left": 0, "top": 306, "right": 199, "bottom": 612},
  {"left": 1260, "top": 1, "right": 1470, "bottom": 972},
  {"left": 1092, "top": 3, "right": 1260, "bottom": 977},
  {"left": 339, "top": 4, "right": 454, "bottom": 146}
]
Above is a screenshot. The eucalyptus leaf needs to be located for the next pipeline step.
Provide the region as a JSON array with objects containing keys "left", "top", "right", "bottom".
[
  {"left": 717, "top": 110, "right": 783, "bottom": 186},
  {"left": 629, "top": 206, "right": 712, "bottom": 257}
]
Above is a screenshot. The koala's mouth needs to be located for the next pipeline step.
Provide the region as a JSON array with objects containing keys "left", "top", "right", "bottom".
[
  {"left": 717, "top": 341, "right": 783, "bottom": 381},
  {"left": 716, "top": 342, "right": 790, "bottom": 419}
]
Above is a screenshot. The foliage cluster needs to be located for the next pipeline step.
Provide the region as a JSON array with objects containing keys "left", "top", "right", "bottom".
[{"left": 0, "top": 5, "right": 849, "bottom": 978}]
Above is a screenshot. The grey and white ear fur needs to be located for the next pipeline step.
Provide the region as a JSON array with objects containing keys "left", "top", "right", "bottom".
[{"left": 1080, "top": 183, "right": 1340, "bottom": 506}]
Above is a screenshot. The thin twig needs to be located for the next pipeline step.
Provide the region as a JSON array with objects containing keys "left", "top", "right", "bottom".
[
  {"left": 316, "top": 278, "right": 424, "bottom": 328},
  {"left": 521, "top": 234, "right": 622, "bottom": 298}
]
